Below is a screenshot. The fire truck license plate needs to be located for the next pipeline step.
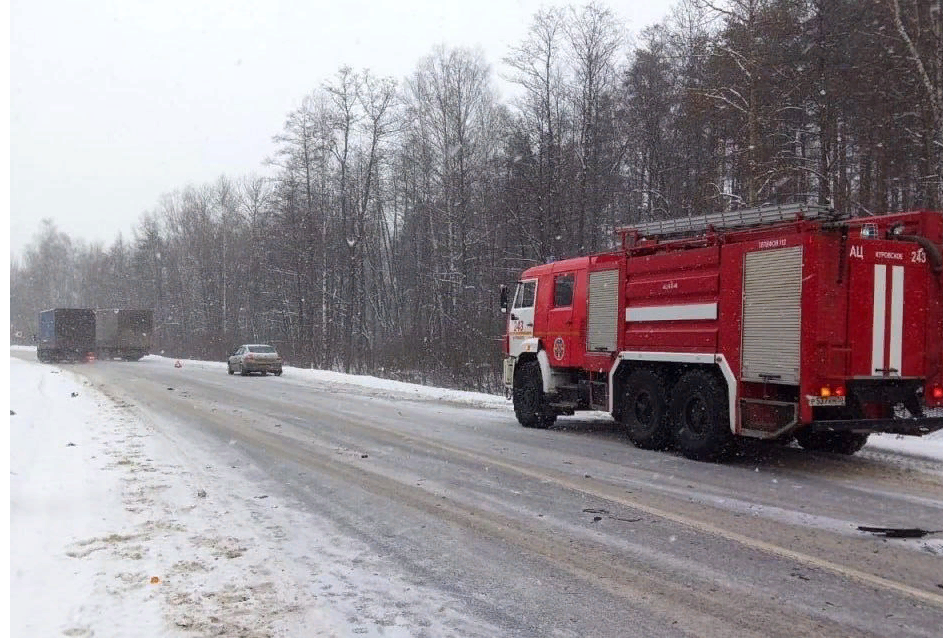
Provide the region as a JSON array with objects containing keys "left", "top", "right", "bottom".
[{"left": 806, "top": 396, "right": 846, "bottom": 407}]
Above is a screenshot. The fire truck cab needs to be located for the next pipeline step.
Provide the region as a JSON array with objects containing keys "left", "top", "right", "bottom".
[{"left": 502, "top": 204, "right": 943, "bottom": 461}]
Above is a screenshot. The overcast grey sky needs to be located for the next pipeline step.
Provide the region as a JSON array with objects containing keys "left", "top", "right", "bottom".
[{"left": 10, "top": 0, "right": 676, "bottom": 257}]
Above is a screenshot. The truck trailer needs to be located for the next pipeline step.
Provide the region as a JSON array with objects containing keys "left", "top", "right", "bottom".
[
  {"left": 95, "top": 308, "right": 153, "bottom": 361},
  {"left": 502, "top": 204, "right": 943, "bottom": 461},
  {"left": 37, "top": 308, "right": 97, "bottom": 363}
]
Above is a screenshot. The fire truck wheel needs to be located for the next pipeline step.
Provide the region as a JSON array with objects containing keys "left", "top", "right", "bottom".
[
  {"left": 513, "top": 360, "right": 556, "bottom": 429},
  {"left": 621, "top": 369, "right": 671, "bottom": 450},
  {"left": 795, "top": 429, "right": 869, "bottom": 455},
  {"left": 671, "top": 370, "right": 734, "bottom": 461}
]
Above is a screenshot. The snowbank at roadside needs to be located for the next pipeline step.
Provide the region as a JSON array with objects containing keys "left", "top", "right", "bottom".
[
  {"left": 9, "top": 356, "right": 336, "bottom": 637},
  {"left": 866, "top": 431, "right": 943, "bottom": 462}
]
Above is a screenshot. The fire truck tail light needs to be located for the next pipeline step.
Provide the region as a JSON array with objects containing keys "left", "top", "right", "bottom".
[
  {"left": 819, "top": 386, "right": 832, "bottom": 398},
  {"left": 834, "top": 386, "right": 846, "bottom": 397},
  {"left": 933, "top": 386, "right": 943, "bottom": 400}
]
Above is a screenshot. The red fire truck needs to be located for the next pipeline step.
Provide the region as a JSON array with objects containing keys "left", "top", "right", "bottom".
[{"left": 501, "top": 204, "right": 943, "bottom": 460}]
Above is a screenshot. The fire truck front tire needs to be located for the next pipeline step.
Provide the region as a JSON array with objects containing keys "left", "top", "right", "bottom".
[
  {"left": 621, "top": 369, "right": 671, "bottom": 450},
  {"left": 513, "top": 360, "right": 556, "bottom": 429},
  {"left": 671, "top": 370, "right": 734, "bottom": 461},
  {"left": 795, "top": 429, "right": 869, "bottom": 455}
]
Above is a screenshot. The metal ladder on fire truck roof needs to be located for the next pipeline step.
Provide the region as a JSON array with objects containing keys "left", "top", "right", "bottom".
[{"left": 621, "top": 203, "right": 836, "bottom": 240}]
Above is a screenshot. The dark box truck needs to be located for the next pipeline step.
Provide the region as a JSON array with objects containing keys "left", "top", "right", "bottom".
[
  {"left": 37, "top": 308, "right": 97, "bottom": 363},
  {"left": 95, "top": 308, "right": 153, "bottom": 361}
]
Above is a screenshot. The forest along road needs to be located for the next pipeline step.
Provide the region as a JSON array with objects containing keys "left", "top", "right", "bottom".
[{"left": 18, "top": 352, "right": 943, "bottom": 638}]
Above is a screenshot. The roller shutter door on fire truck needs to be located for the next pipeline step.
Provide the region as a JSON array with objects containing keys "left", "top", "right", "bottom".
[
  {"left": 741, "top": 246, "right": 802, "bottom": 384},
  {"left": 587, "top": 270, "right": 619, "bottom": 352}
]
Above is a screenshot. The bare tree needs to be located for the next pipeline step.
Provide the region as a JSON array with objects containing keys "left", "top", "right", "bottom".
[
  {"left": 566, "top": 1, "right": 625, "bottom": 250},
  {"left": 504, "top": 6, "right": 569, "bottom": 259}
]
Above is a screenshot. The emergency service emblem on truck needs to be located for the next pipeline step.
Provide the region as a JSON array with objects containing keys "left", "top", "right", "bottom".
[{"left": 501, "top": 204, "right": 943, "bottom": 461}]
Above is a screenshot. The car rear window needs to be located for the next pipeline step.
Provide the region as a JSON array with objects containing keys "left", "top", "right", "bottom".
[{"left": 248, "top": 345, "right": 276, "bottom": 353}]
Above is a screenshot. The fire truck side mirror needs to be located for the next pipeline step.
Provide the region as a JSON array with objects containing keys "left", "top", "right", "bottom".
[{"left": 500, "top": 285, "right": 509, "bottom": 314}]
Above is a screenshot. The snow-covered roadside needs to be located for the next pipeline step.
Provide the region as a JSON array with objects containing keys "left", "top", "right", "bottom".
[
  {"left": 9, "top": 356, "right": 338, "bottom": 637},
  {"left": 866, "top": 431, "right": 943, "bottom": 462}
]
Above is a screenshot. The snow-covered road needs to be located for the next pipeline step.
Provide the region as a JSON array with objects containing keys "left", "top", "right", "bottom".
[{"left": 9, "top": 350, "right": 943, "bottom": 637}]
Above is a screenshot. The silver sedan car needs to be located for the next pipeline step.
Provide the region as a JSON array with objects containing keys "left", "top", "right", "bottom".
[{"left": 227, "top": 344, "right": 283, "bottom": 376}]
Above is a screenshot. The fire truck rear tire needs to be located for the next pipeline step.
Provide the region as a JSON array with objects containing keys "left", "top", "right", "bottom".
[
  {"left": 795, "top": 429, "right": 869, "bottom": 455},
  {"left": 621, "top": 369, "right": 671, "bottom": 450},
  {"left": 514, "top": 360, "right": 556, "bottom": 429},
  {"left": 671, "top": 370, "right": 734, "bottom": 461}
]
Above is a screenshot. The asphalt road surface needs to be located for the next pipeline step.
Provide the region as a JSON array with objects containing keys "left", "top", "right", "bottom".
[{"left": 18, "top": 352, "right": 943, "bottom": 637}]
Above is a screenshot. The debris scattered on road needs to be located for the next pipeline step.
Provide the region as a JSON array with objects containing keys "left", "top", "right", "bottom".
[
  {"left": 167, "top": 387, "right": 174, "bottom": 391},
  {"left": 197, "top": 489, "right": 207, "bottom": 498},
  {"left": 150, "top": 576, "right": 160, "bottom": 584},
  {"left": 791, "top": 571, "right": 811, "bottom": 581},
  {"left": 582, "top": 508, "right": 641, "bottom": 524},
  {"left": 66, "top": 442, "right": 76, "bottom": 447},
  {"left": 255, "top": 495, "right": 268, "bottom": 500},
  {"left": 361, "top": 453, "right": 369, "bottom": 459},
  {"left": 857, "top": 526, "right": 942, "bottom": 538},
  {"left": 592, "top": 516, "right": 602, "bottom": 523},
  {"left": 10, "top": 410, "right": 15, "bottom": 416},
  {"left": 70, "top": 392, "right": 79, "bottom": 398}
]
